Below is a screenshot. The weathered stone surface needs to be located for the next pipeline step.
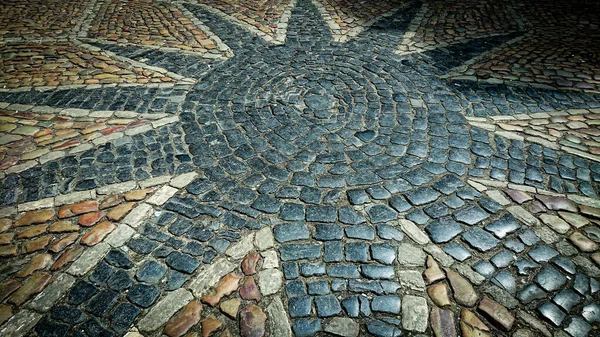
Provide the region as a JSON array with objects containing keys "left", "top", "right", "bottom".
[
  {"left": 242, "top": 252, "right": 260, "bottom": 275},
  {"left": 239, "top": 304, "right": 267, "bottom": 337},
  {"left": 189, "top": 258, "right": 236, "bottom": 298},
  {"left": 324, "top": 317, "right": 360, "bottom": 337},
  {"left": 254, "top": 227, "right": 274, "bottom": 251},
  {"left": 424, "top": 255, "right": 445, "bottom": 284},
  {"left": 59, "top": 201, "right": 98, "bottom": 218},
  {"left": 9, "top": 272, "right": 52, "bottom": 306},
  {"left": 81, "top": 221, "right": 115, "bottom": 245},
  {"left": 0, "top": 309, "right": 42, "bottom": 337},
  {"left": 106, "top": 202, "right": 135, "bottom": 221},
  {"left": 138, "top": 288, "right": 193, "bottom": 332},
  {"left": 220, "top": 298, "right": 241, "bottom": 319},
  {"left": 430, "top": 307, "right": 457, "bottom": 337},
  {"left": 569, "top": 231, "right": 599, "bottom": 252},
  {"left": 49, "top": 232, "right": 78, "bottom": 253},
  {"left": 15, "top": 209, "right": 55, "bottom": 227},
  {"left": 266, "top": 297, "right": 292, "bottom": 337},
  {"left": 202, "top": 316, "right": 223, "bottom": 337},
  {"left": 396, "top": 242, "right": 426, "bottom": 267},
  {"left": 428, "top": 282, "right": 451, "bottom": 307},
  {"left": 164, "top": 300, "right": 203, "bottom": 337},
  {"left": 202, "top": 273, "right": 242, "bottom": 307},
  {"left": 402, "top": 295, "right": 428, "bottom": 332},
  {"left": 257, "top": 268, "right": 283, "bottom": 295},
  {"left": 51, "top": 246, "right": 84, "bottom": 271},
  {"left": 16, "top": 253, "right": 53, "bottom": 277},
  {"left": 28, "top": 273, "right": 75, "bottom": 311},
  {"left": 446, "top": 269, "right": 478, "bottom": 307},
  {"left": 460, "top": 309, "right": 490, "bottom": 337},
  {"left": 0, "top": 280, "right": 20, "bottom": 302},
  {"left": 240, "top": 276, "right": 261, "bottom": 301},
  {"left": 477, "top": 296, "right": 515, "bottom": 331}
]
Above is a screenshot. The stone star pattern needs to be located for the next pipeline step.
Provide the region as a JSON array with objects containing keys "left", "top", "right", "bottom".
[{"left": 0, "top": 1, "right": 599, "bottom": 337}]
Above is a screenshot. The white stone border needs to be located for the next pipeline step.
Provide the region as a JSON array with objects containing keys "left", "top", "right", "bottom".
[
  {"left": 0, "top": 172, "right": 199, "bottom": 337},
  {"left": 311, "top": 0, "right": 410, "bottom": 43},
  {"left": 181, "top": 0, "right": 298, "bottom": 45}
]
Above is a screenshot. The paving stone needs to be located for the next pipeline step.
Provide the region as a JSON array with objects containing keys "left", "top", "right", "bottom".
[
  {"left": 138, "top": 288, "right": 193, "bottom": 332},
  {"left": 239, "top": 304, "right": 267, "bottom": 337},
  {"left": 396, "top": 242, "right": 426, "bottom": 266},
  {"left": 537, "top": 302, "right": 566, "bottom": 327},
  {"left": 426, "top": 218, "right": 463, "bottom": 243},
  {"left": 460, "top": 309, "right": 491, "bottom": 337},
  {"left": 430, "top": 307, "right": 456, "bottom": 337},
  {"left": 324, "top": 317, "right": 359, "bottom": 337},
  {"left": 535, "top": 266, "right": 567, "bottom": 292},
  {"left": 371, "top": 295, "right": 401, "bottom": 314},
  {"left": 446, "top": 268, "right": 478, "bottom": 307}
]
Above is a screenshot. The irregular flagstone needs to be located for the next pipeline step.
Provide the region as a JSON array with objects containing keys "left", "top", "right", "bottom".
[
  {"left": 424, "top": 255, "right": 446, "bottom": 284},
  {"left": 266, "top": 297, "right": 292, "bottom": 337},
  {"left": 477, "top": 296, "right": 515, "bottom": 331},
  {"left": 445, "top": 268, "right": 479, "bottom": 307},
  {"left": 427, "top": 282, "right": 451, "bottom": 307},
  {"left": 0, "top": 309, "right": 42, "bottom": 337},
  {"left": 430, "top": 306, "right": 457, "bottom": 337},
  {"left": 402, "top": 295, "right": 428, "bottom": 332},
  {"left": 27, "top": 273, "right": 76, "bottom": 311},
  {"left": 164, "top": 300, "right": 203, "bottom": 337},
  {"left": 257, "top": 268, "right": 283, "bottom": 295},
  {"left": 15, "top": 209, "right": 54, "bottom": 227},
  {"left": 239, "top": 304, "right": 267, "bottom": 337},
  {"left": 9, "top": 272, "right": 52, "bottom": 306},
  {"left": 220, "top": 298, "right": 241, "bottom": 319},
  {"left": 201, "top": 316, "right": 223, "bottom": 337},
  {"left": 202, "top": 273, "right": 242, "bottom": 306},
  {"left": 460, "top": 309, "right": 491, "bottom": 337},
  {"left": 240, "top": 276, "right": 261, "bottom": 301}
]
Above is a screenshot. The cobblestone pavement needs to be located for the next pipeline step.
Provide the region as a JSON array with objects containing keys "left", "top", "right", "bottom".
[{"left": 1, "top": 0, "right": 600, "bottom": 337}]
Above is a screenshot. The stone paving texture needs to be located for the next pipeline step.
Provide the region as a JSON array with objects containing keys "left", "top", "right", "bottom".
[{"left": 0, "top": 0, "right": 600, "bottom": 336}]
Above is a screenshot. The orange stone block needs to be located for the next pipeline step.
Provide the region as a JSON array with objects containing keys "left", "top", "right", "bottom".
[
  {"left": 49, "top": 232, "right": 79, "bottom": 253},
  {"left": 16, "top": 224, "right": 48, "bottom": 239},
  {"left": 164, "top": 300, "right": 203, "bottom": 337},
  {"left": 81, "top": 221, "right": 115, "bottom": 246},
  {"left": 16, "top": 253, "right": 53, "bottom": 278},
  {"left": 201, "top": 273, "right": 242, "bottom": 307},
  {"left": 59, "top": 200, "right": 99, "bottom": 218},
  {"left": 78, "top": 211, "right": 106, "bottom": 227},
  {"left": 51, "top": 246, "right": 84, "bottom": 271},
  {"left": 48, "top": 221, "right": 79, "bottom": 233},
  {"left": 23, "top": 236, "right": 54, "bottom": 253},
  {"left": 201, "top": 316, "right": 223, "bottom": 337},
  {"left": 15, "top": 209, "right": 55, "bottom": 227},
  {"left": 124, "top": 190, "right": 148, "bottom": 201},
  {"left": 100, "top": 195, "right": 123, "bottom": 210},
  {"left": 9, "top": 272, "right": 52, "bottom": 306},
  {"left": 106, "top": 202, "right": 135, "bottom": 221}
]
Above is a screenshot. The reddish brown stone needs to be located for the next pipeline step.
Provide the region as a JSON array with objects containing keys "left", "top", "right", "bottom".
[
  {"left": 51, "top": 246, "right": 84, "bottom": 270},
  {"left": 15, "top": 209, "right": 55, "bottom": 227},
  {"left": 124, "top": 190, "right": 148, "bottom": 201},
  {"left": 23, "top": 236, "right": 53, "bottom": 253},
  {"left": 16, "top": 224, "right": 48, "bottom": 239},
  {"left": 9, "top": 272, "right": 52, "bottom": 306},
  {"left": 0, "top": 232, "right": 14, "bottom": 244},
  {"left": 164, "top": 300, "right": 203, "bottom": 337},
  {"left": 240, "top": 276, "right": 261, "bottom": 301},
  {"left": 16, "top": 253, "right": 53, "bottom": 277},
  {"left": 48, "top": 221, "right": 79, "bottom": 233},
  {"left": 569, "top": 231, "right": 599, "bottom": 252},
  {"left": 78, "top": 211, "right": 106, "bottom": 227},
  {"left": 0, "top": 244, "right": 18, "bottom": 257},
  {"left": 239, "top": 304, "right": 267, "bottom": 337},
  {"left": 220, "top": 298, "right": 241, "bottom": 319},
  {"left": 201, "top": 316, "right": 223, "bottom": 337},
  {"left": 424, "top": 255, "right": 445, "bottom": 284},
  {"left": 503, "top": 189, "right": 532, "bottom": 204},
  {"left": 0, "top": 279, "right": 20, "bottom": 302},
  {"left": 100, "top": 195, "right": 123, "bottom": 210},
  {"left": 0, "top": 305, "right": 12, "bottom": 326},
  {"left": 59, "top": 201, "right": 99, "bottom": 218},
  {"left": 430, "top": 306, "right": 457, "bottom": 337},
  {"left": 477, "top": 297, "right": 515, "bottom": 331},
  {"left": 460, "top": 309, "right": 490, "bottom": 337},
  {"left": 446, "top": 269, "right": 478, "bottom": 307},
  {"left": 528, "top": 200, "right": 547, "bottom": 214},
  {"left": 202, "top": 273, "right": 242, "bottom": 307},
  {"left": 0, "top": 218, "right": 11, "bottom": 232},
  {"left": 535, "top": 195, "right": 577, "bottom": 212},
  {"left": 52, "top": 138, "right": 80, "bottom": 150},
  {"left": 81, "top": 221, "right": 115, "bottom": 246},
  {"left": 49, "top": 232, "right": 79, "bottom": 253},
  {"left": 106, "top": 202, "right": 135, "bottom": 221},
  {"left": 242, "top": 253, "right": 260, "bottom": 275},
  {"left": 102, "top": 125, "right": 126, "bottom": 135}
]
